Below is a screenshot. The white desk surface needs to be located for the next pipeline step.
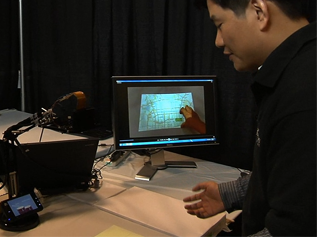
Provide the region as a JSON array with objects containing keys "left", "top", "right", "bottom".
[{"left": 0, "top": 109, "right": 241, "bottom": 237}]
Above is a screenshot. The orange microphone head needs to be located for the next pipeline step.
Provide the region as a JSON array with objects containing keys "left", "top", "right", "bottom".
[{"left": 50, "top": 91, "right": 87, "bottom": 127}]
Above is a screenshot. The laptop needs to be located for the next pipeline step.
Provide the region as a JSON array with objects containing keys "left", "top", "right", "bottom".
[{"left": 14, "top": 138, "right": 99, "bottom": 195}]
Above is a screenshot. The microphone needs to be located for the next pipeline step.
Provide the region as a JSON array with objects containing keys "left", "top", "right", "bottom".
[
  {"left": 2, "top": 91, "right": 86, "bottom": 141},
  {"left": 45, "top": 91, "right": 86, "bottom": 128}
]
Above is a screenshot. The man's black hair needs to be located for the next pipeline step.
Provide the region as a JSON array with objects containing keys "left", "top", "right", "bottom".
[{"left": 194, "top": 0, "right": 314, "bottom": 20}]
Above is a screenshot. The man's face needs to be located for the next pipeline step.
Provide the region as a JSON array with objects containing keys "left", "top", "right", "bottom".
[{"left": 207, "top": 0, "right": 262, "bottom": 71}]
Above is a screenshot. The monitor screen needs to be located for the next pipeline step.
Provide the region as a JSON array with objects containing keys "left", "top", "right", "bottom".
[{"left": 112, "top": 75, "right": 219, "bottom": 153}]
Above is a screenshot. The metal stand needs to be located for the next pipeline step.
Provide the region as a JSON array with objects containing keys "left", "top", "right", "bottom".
[{"left": 19, "top": 0, "right": 25, "bottom": 111}]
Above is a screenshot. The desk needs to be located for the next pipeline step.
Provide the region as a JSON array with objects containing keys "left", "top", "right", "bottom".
[{"left": 0, "top": 109, "right": 241, "bottom": 237}]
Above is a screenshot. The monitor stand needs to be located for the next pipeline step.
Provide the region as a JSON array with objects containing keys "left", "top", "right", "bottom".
[{"left": 135, "top": 149, "right": 196, "bottom": 181}]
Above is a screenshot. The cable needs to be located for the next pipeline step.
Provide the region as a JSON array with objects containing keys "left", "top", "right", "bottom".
[{"left": 39, "top": 127, "right": 45, "bottom": 142}]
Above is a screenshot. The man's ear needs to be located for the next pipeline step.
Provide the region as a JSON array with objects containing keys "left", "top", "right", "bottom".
[{"left": 250, "top": 0, "right": 269, "bottom": 31}]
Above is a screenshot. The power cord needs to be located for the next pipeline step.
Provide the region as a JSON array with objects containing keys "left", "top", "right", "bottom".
[
  {"left": 89, "top": 168, "right": 103, "bottom": 189},
  {"left": 90, "top": 144, "right": 115, "bottom": 188}
]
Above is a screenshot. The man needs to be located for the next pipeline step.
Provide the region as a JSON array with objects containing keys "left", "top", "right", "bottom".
[{"left": 183, "top": 0, "right": 316, "bottom": 236}]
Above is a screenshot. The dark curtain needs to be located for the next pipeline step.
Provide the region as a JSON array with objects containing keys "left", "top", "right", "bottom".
[
  {"left": 0, "top": 0, "right": 20, "bottom": 110},
  {"left": 1, "top": 0, "right": 316, "bottom": 170}
]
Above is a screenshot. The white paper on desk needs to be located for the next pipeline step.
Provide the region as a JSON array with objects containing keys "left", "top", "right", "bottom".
[
  {"left": 67, "top": 181, "right": 126, "bottom": 204},
  {"left": 95, "top": 186, "right": 225, "bottom": 237}
]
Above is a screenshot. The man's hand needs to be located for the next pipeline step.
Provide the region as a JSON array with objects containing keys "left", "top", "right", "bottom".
[
  {"left": 180, "top": 105, "right": 194, "bottom": 119},
  {"left": 183, "top": 181, "right": 225, "bottom": 218},
  {"left": 180, "top": 105, "right": 206, "bottom": 134}
]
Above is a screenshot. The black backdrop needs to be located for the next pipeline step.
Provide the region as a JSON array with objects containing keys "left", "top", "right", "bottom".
[{"left": 0, "top": 0, "right": 316, "bottom": 170}]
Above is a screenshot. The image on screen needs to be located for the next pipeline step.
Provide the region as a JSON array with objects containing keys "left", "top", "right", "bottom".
[
  {"left": 8, "top": 194, "right": 38, "bottom": 217},
  {"left": 138, "top": 92, "right": 194, "bottom": 132},
  {"left": 128, "top": 86, "right": 205, "bottom": 138}
]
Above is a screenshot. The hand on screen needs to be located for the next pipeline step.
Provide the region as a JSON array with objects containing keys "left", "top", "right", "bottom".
[{"left": 180, "top": 105, "right": 206, "bottom": 134}]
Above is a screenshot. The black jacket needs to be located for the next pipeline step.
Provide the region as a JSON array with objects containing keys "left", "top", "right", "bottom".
[{"left": 242, "top": 22, "right": 317, "bottom": 236}]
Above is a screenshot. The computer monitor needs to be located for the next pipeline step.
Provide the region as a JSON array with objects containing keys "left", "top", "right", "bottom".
[{"left": 112, "top": 75, "right": 219, "bottom": 179}]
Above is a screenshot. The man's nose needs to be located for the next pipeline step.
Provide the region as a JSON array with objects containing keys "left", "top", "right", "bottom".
[{"left": 215, "top": 30, "right": 224, "bottom": 48}]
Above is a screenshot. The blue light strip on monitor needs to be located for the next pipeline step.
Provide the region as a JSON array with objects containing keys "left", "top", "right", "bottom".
[{"left": 119, "top": 138, "right": 216, "bottom": 147}]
